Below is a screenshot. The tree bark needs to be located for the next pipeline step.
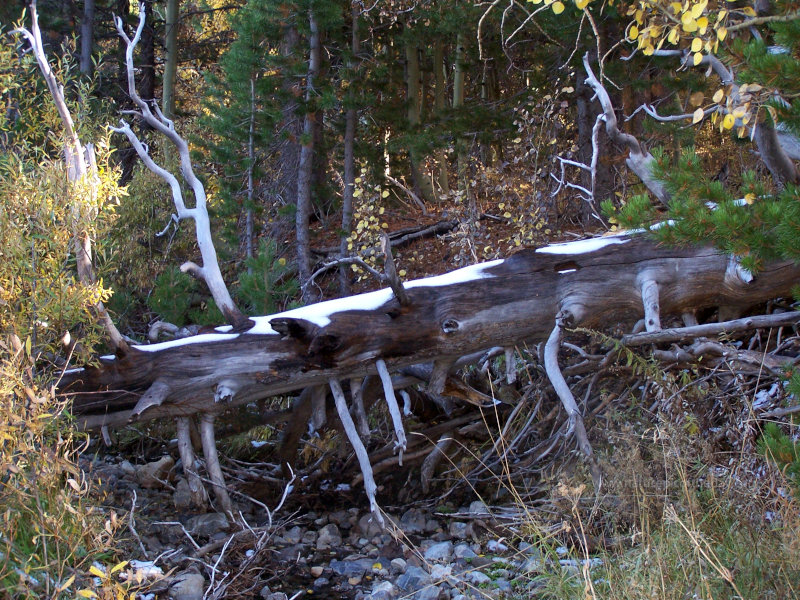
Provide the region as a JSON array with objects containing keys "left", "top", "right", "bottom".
[
  {"left": 79, "top": 0, "right": 94, "bottom": 77},
  {"left": 340, "top": 2, "right": 360, "bottom": 294},
  {"left": 433, "top": 40, "right": 449, "bottom": 196},
  {"left": 162, "top": 0, "right": 179, "bottom": 119},
  {"left": 296, "top": 7, "right": 320, "bottom": 299},
  {"left": 63, "top": 234, "right": 800, "bottom": 429},
  {"left": 405, "top": 33, "right": 435, "bottom": 204}
]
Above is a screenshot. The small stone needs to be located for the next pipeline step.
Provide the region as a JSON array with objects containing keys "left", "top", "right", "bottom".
[
  {"left": 310, "top": 566, "right": 324, "bottom": 577},
  {"left": 313, "top": 576, "right": 330, "bottom": 588},
  {"left": 396, "top": 565, "right": 431, "bottom": 592},
  {"left": 429, "top": 564, "right": 452, "bottom": 582},
  {"left": 187, "top": 512, "right": 229, "bottom": 538},
  {"left": 136, "top": 456, "right": 174, "bottom": 489},
  {"left": 447, "top": 522, "right": 469, "bottom": 539},
  {"left": 424, "top": 519, "right": 440, "bottom": 533},
  {"left": 468, "top": 501, "right": 488, "bottom": 515},
  {"left": 519, "top": 556, "right": 544, "bottom": 574},
  {"left": 486, "top": 539, "right": 508, "bottom": 553},
  {"left": 316, "top": 523, "right": 342, "bottom": 550},
  {"left": 399, "top": 508, "right": 427, "bottom": 534},
  {"left": 301, "top": 530, "right": 317, "bottom": 544},
  {"left": 493, "top": 578, "right": 512, "bottom": 593},
  {"left": 466, "top": 571, "right": 490, "bottom": 585},
  {"left": 390, "top": 558, "right": 407, "bottom": 573},
  {"left": 348, "top": 575, "right": 363, "bottom": 585},
  {"left": 414, "top": 585, "right": 441, "bottom": 600},
  {"left": 277, "top": 543, "right": 307, "bottom": 562},
  {"left": 424, "top": 541, "right": 453, "bottom": 563},
  {"left": 169, "top": 571, "right": 204, "bottom": 600},
  {"left": 283, "top": 525, "right": 303, "bottom": 544},
  {"left": 453, "top": 543, "right": 477, "bottom": 560},
  {"left": 173, "top": 478, "right": 193, "bottom": 510},
  {"left": 370, "top": 581, "right": 397, "bottom": 600},
  {"left": 358, "top": 513, "right": 384, "bottom": 538},
  {"left": 119, "top": 460, "right": 136, "bottom": 477}
]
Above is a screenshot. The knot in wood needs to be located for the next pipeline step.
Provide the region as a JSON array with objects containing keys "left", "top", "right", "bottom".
[{"left": 441, "top": 318, "right": 460, "bottom": 334}]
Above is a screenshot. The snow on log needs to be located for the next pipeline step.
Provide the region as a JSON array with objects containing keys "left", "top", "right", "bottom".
[{"left": 61, "top": 233, "right": 800, "bottom": 428}]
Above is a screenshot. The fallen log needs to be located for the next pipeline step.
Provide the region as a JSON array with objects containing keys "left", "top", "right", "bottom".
[{"left": 63, "top": 233, "right": 800, "bottom": 429}]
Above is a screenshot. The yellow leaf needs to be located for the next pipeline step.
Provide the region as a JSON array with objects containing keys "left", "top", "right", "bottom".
[
  {"left": 353, "top": 189, "right": 362, "bottom": 198},
  {"left": 692, "top": 107, "right": 704, "bottom": 124},
  {"left": 713, "top": 88, "right": 724, "bottom": 102},
  {"left": 722, "top": 113, "right": 735, "bottom": 129},
  {"left": 378, "top": 206, "right": 385, "bottom": 215},
  {"left": 575, "top": 0, "right": 589, "bottom": 8},
  {"left": 512, "top": 137, "right": 522, "bottom": 144},
  {"left": 697, "top": 16, "right": 708, "bottom": 32},
  {"left": 737, "top": 125, "right": 747, "bottom": 138},
  {"left": 691, "top": 37, "right": 702, "bottom": 52},
  {"left": 732, "top": 107, "right": 746, "bottom": 119},
  {"left": 690, "top": 0, "right": 707, "bottom": 19},
  {"left": 551, "top": 1, "right": 565, "bottom": 14},
  {"left": 744, "top": 193, "right": 756, "bottom": 205},
  {"left": 643, "top": 43, "right": 655, "bottom": 55},
  {"left": 503, "top": 212, "right": 512, "bottom": 218},
  {"left": 668, "top": 28, "right": 680, "bottom": 44},
  {"left": 89, "top": 565, "right": 105, "bottom": 578},
  {"left": 629, "top": 25, "right": 639, "bottom": 40},
  {"left": 57, "top": 575, "right": 75, "bottom": 592},
  {"left": 716, "top": 26, "right": 727, "bottom": 41},
  {"left": 78, "top": 591, "right": 98, "bottom": 599},
  {"left": 670, "top": 2, "right": 682, "bottom": 12},
  {"left": 381, "top": 190, "right": 389, "bottom": 198},
  {"left": 110, "top": 561, "right": 129, "bottom": 574},
  {"left": 717, "top": 9, "right": 727, "bottom": 21},
  {"left": 693, "top": 52, "right": 703, "bottom": 65},
  {"left": 397, "top": 270, "right": 406, "bottom": 277},
  {"left": 742, "top": 6, "right": 755, "bottom": 16},
  {"left": 682, "top": 19, "right": 698, "bottom": 33},
  {"left": 529, "top": 0, "right": 543, "bottom": 4}
]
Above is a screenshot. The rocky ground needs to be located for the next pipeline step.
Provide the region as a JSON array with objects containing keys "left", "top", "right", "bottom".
[{"left": 87, "top": 452, "right": 602, "bottom": 600}]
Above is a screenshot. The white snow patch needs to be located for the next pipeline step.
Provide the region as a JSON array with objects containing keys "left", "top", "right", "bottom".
[
  {"left": 133, "top": 332, "right": 240, "bottom": 353},
  {"left": 537, "top": 235, "right": 631, "bottom": 255},
  {"left": 251, "top": 440, "right": 268, "bottom": 448},
  {"left": 63, "top": 367, "right": 85, "bottom": 375},
  {"left": 558, "top": 268, "right": 577, "bottom": 274}
]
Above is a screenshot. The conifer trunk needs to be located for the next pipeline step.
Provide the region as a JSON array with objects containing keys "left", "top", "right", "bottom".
[
  {"left": 79, "top": 0, "right": 94, "bottom": 77},
  {"left": 340, "top": 2, "right": 360, "bottom": 294},
  {"left": 434, "top": 40, "right": 449, "bottom": 196},
  {"left": 453, "top": 33, "right": 467, "bottom": 195},
  {"left": 405, "top": 34, "right": 435, "bottom": 204},
  {"left": 296, "top": 7, "right": 320, "bottom": 299},
  {"left": 162, "top": 0, "right": 179, "bottom": 118}
]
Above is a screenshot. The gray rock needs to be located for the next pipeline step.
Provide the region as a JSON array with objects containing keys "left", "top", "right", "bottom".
[
  {"left": 119, "top": 460, "right": 136, "bottom": 477},
  {"left": 424, "top": 541, "right": 453, "bottom": 563},
  {"left": 173, "top": 478, "right": 193, "bottom": 510},
  {"left": 316, "top": 523, "right": 342, "bottom": 550},
  {"left": 329, "top": 510, "right": 353, "bottom": 528},
  {"left": 396, "top": 565, "right": 431, "bottom": 591},
  {"left": 453, "top": 543, "right": 477, "bottom": 560},
  {"left": 301, "top": 530, "right": 317, "bottom": 545},
  {"left": 313, "top": 577, "right": 330, "bottom": 588},
  {"left": 429, "top": 564, "right": 453, "bottom": 583},
  {"left": 414, "top": 585, "right": 441, "bottom": 600},
  {"left": 330, "top": 558, "right": 374, "bottom": 578},
  {"left": 519, "top": 556, "right": 544, "bottom": 574},
  {"left": 370, "top": 581, "right": 397, "bottom": 600},
  {"left": 447, "top": 522, "right": 469, "bottom": 540},
  {"left": 282, "top": 525, "right": 303, "bottom": 544},
  {"left": 390, "top": 557, "right": 407, "bottom": 574},
  {"left": 358, "top": 513, "right": 384, "bottom": 538},
  {"left": 310, "top": 566, "right": 324, "bottom": 577},
  {"left": 136, "top": 456, "right": 174, "bottom": 489},
  {"left": 400, "top": 508, "right": 427, "bottom": 534},
  {"left": 493, "top": 578, "right": 512, "bottom": 593},
  {"left": 466, "top": 571, "right": 490, "bottom": 585},
  {"left": 187, "top": 512, "right": 229, "bottom": 537},
  {"left": 468, "top": 500, "right": 488, "bottom": 515},
  {"left": 277, "top": 543, "right": 307, "bottom": 562},
  {"left": 262, "top": 593, "right": 288, "bottom": 600},
  {"left": 169, "top": 571, "right": 204, "bottom": 600},
  {"left": 424, "top": 519, "right": 441, "bottom": 533}
]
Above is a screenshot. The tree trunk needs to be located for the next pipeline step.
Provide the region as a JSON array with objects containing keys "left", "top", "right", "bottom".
[
  {"left": 405, "top": 35, "right": 435, "bottom": 204},
  {"left": 63, "top": 234, "right": 800, "bottom": 429},
  {"left": 139, "top": 0, "right": 155, "bottom": 102},
  {"left": 162, "top": 0, "right": 179, "bottom": 119},
  {"left": 296, "top": 7, "right": 320, "bottom": 299},
  {"left": 433, "top": 40, "right": 449, "bottom": 196},
  {"left": 453, "top": 33, "right": 467, "bottom": 195},
  {"left": 340, "top": 2, "right": 360, "bottom": 294},
  {"left": 79, "top": 0, "right": 94, "bottom": 77}
]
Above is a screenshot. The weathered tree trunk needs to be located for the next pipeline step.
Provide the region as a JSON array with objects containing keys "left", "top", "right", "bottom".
[
  {"left": 296, "top": 7, "right": 320, "bottom": 299},
  {"left": 433, "top": 40, "right": 449, "bottom": 196},
  {"left": 453, "top": 33, "right": 467, "bottom": 195},
  {"left": 162, "top": 0, "right": 179, "bottom": 119},
  {"left": 340, "top": 2, "right": 360, "bottom": 294},
  {"left": 405, "top": 33, "right": 435, "bottom": 205},
  {"left": 63, "top": 234, "right": 800, "bottom": 429},
  {"left": 79, "top": 0, "right": 94, "bottom": 77}
]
